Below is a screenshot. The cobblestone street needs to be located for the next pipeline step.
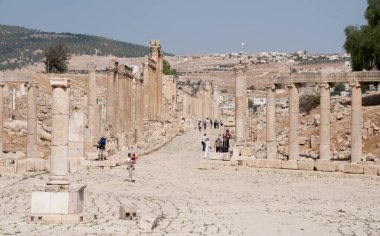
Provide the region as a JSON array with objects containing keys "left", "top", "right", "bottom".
[{"left": 1, "top": 128, "right": 380, "bottom": 235}]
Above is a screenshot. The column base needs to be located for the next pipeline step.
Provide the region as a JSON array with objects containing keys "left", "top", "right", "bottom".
[
  {"left": 29, "top": 213, "right": 84, "bottom": 224},
  {"left": 47, "top": 175, "right": 70, "bottom": 185}
]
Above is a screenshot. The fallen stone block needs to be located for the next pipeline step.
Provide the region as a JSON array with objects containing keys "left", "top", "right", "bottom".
[
  {"left": 363, "top": 165, "right": 380, "bottom": 176},
  {"left": 119, "top": 204, "right": 137, "bottom": 220},
  {"left": 344, "top": 164, "right": 364, "bottom": 174},
  {"left": 240, "top": 147, "right": 252, "bottom": 156},
  {"left": 315, "top": 161, "right": 336, "bottom": 172},
  {"left": 281, "top": 160, "right": 298, "bottom": 170},
  {"left": 16, "top": 158, "right": 46, "bottom": 173},
  {"left": 297, "top": 160, "right": 315, "bottom": 171},
  {"left": 138, "top": 211, "right": 161, "bottom": 231}
]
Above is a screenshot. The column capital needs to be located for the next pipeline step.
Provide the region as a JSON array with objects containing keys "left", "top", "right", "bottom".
[
  {"left": 87, "top": 62, "right": 96, "bottom": 72},
  {"left": 348, "top": 81, "right": 361, "bottom": 88},
  {"left": 318, "top": 82, "right": 330, "bottom": 89},
  {"left": 234, "top": 58, "right": 248, "bottom": 72},
  {"left": 50, "top": 78, "right": 70, "bottom": 88},
  {"left": 26, "top": 81, "right": 39, "bottom": 89},
  {"left": 0, "top": 82, "right": 5, "bottom": 87},
  {"left": 265, "top": 83, "right": 276, "bottom": 90},
  {"left": 106, "top": 60, "right": 118, "bottom": 73}
]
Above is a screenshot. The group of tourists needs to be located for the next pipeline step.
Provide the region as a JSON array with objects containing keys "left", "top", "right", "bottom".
[
  {"left": 201, "top": 129, "right": 231, "bottom": 158},
  {"left": 97, "top": 136, "right": 138, "bottom": 182},
  {"left": 198, "top": 118, "right": 223, "bottom": 132}
]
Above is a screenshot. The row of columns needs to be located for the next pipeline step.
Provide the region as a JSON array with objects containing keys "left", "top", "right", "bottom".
[
  {"left": 103, "top": 41, "right": 164, "bottom": 148},
  {"left": 182, "top": 82, "right": 220, "bottom": 121},
  {"left": 265, "top": 81, "right": 363, "bottom": 163}
]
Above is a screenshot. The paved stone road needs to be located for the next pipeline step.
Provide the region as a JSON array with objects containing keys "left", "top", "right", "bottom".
[{"left": 1, "top": 128, "right": 380, "bottom": 235}]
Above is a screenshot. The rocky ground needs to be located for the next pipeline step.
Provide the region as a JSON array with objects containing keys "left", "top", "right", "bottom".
[{"left": 0, "top": 128, "right": 379, "bottom": 235}]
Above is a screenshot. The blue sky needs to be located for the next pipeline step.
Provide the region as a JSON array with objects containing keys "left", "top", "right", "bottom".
[{"left": 0, "top": 0, "right": 367, "bottom": 55}]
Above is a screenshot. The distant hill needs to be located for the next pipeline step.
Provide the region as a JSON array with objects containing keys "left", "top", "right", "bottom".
[{"left": 0, "top": 24, "right": 171, "bottom": 71}]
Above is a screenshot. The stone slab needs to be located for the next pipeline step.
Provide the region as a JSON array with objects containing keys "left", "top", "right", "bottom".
[
  {"left": 29, "top": 214, "right": 83, "bottom": 224},
  {"left": 297, "top": 160, "right": 315, "bottom": 171},
  {"left": 199, "top": 159, "right": 229, "bottom": 170},
  {"left": 344, "top": 164, "right": 364, "bottom": 174},
  {"left": 208, "top": 153, "right": 225, "bottom": 160},
  {"left": 363, "top": 165, "right": 380, "bottom": 176},
  {"left": 315, "top": 161, "right": 336, "bottom": 172},
  {"left": 281, "top": 160, "right": 298, "bottom": 170},
  {"left": 249, "top": 159, "right": 282, "bottom": 169}
]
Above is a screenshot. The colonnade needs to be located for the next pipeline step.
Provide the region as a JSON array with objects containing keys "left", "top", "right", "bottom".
[
  {"left": 182, "top": 81, "right": 220, "bottom": 121},
  {"left": 263, "top": 72, "right": 380, "bottom": 163},
  {"left": 104, "top": 40, "right": 164, "bottom": 148}
]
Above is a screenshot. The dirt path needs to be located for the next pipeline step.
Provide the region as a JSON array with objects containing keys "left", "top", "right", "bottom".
[{"left": 0, "top": 128, "right": 379, "bottom": 235}]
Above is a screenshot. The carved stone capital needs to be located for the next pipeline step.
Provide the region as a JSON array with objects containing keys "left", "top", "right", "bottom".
[
  {"left": 106, "top": 60, "right": 118, "bottom": 73},
  {"left": 50, "top": 78, "right": 70, "bottom": 88},
  {"left": 26, "top": 81, "right": 39, "bottom": 89},
  {"left": 348, "top": 81, "right": 361, "bottom": 88},
  {"left": 265, "top": 83, "right": 276, "bottom": 90},
  {"left": 318, "top": 83, "right": 330, "bottom": 89},
  {"left": 87, "top": 62, "right": 96, "bottom": 72}
]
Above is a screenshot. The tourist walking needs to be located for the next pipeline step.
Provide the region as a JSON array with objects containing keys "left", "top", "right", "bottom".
[
  {"left": 201, "top": 133, "right": 207, "bottom": 151},
  {"left": 204, "top": 138, "right": 211, "bottom": 158},
  {"left": 127, "top": 153, "right": 136, "bottom": 182}
]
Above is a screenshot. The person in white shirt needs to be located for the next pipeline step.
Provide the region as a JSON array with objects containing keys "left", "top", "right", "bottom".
[{"left": 204, "top": 138, "right": 211, "bottom": 158}]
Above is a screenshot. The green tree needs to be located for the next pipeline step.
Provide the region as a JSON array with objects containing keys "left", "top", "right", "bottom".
[
  {"left": 163, "top": 59, "right": 175, "bottom": 75},
  {"left": 44, "top": 41, "right": 70, "bottom": 73},
  {"left": 299, "top": 94, "right": 320, "bottom": 114},
  {"left": 334, "top": 82, "right": 346, "bottom": 92},
  {"left": 344, "top": 0, "right": 380, "bottom": 71}
]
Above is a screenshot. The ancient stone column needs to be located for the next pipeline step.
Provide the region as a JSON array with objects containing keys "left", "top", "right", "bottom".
[
  {"left": 48, "top": 78, "right": 70, "bottom": 186},
  {"left": 135, "top": 78, "right": 144, "bottom": 142},
  {"left": 234, "top": 57, "right": 248, "bottom": 143},
  {"left": 319, "top": 83, "right": 331, "bottom": 160},
  {"left": 350, "top": 81, "right": 362, "bottom": 163},
  {"left": 0, "top": 82, "right": 4, "bottom": 158},
  {"left": 142, "top": 56, "right": 150, "bottom": 121},
  {"left": 26, "top": 81, "right": 39, "bottom": 159},
  {"left": 149, "top": 40, "right": 161, "bottom": 120},
  {"left": 87, "top": 63, "right": 98, "bottom": 143},
  {"left": 157, "top": 55, "right": 163, "bottom": 120},
  {"left": 265, "top": 84, "right": 277, "bottom": 159},
  {"left": 106, "top": 60, "right": 117, "bottom": 137},
  {"left": 116, "top": 65, "right": 127, "bottom": 134},
  {"left": 287, "top": 83, "right": 300, "bottom": 160}
]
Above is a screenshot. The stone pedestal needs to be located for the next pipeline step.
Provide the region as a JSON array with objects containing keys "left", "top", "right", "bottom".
[
  {"left": 265, "top": 84, "right": 277, "bottom": 159},
  {"left": 319, "top": 83, "right": 331, "bottom": 160},
  {"left": 30, "top": 184, "right": 86, "bottom": 224},
  {"left": 26, "top": 82, "right": 39, "bottom": 159},
  {"left": 287, "top": 83, "right": 299, "bottom": 160},
  {"left": 350, "top": 82, "right": 362, "bottom": 163}
]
